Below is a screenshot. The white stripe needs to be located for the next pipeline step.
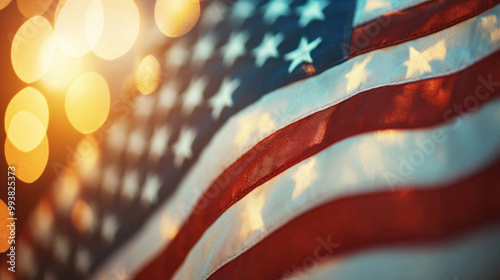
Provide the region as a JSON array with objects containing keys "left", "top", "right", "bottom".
[
  {"left": 353, "top": 0, "right": 431, "bottom": 27},
  {"left": 286, "top": 224, "right": 500, "bottom": 280},
  {"left": 92, "top": 6, "right": 500, "bottom": 279},
  {"left": 175, "top": 98, "right": 500, "bottom": 280}
]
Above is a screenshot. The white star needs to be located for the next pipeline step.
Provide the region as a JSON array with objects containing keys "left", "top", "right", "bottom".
[
  {"left": 481, "top": 15, "right": 500, "bottom": 43},
  {"left": 192, "top": 33, "right": 217, "bottom": 63},
  {"left": 149, "top": 125, "right": 171, "bottom": 162},
  {"left": 76, "top": 248, "right": 91, "bottom": 272},
  {"left": 403, "top": 40, "right": 446, "bottom": 78},
  {"left": 53, "top": 235, "right": 70, "bottom": 263},
  {"left": 166, "top": 42, "right": 190, "bottom": 69},
  {"left": 102, "top": 214, "right": 119, "bottom": 243},
  {"left": 141, "top": 174, "right": 162, "bottom": 206},
  {"left": 209, "top": 78, "right": 241, "bottom": 119},
  {"left": 102, "top": 165, "right": 120, "bottom": 194},
  {"left": 284, "top": 36, "right": 322, "bottom": 73},
  {"left": 262, "top": 0, "right": 292, "bottom": 24},
  {"left": 230, "top": 0, "right": 256, "bottom": 22},
  {"left": 296, "top": 0, "right": 329, "bottom": 27},
  {"left": 121, "top": 169, "right": 139, "bottom": 201},
  {"left": 173, "top": 127, "right": 197, "bottom": 168},
  {"left": 253, "top": 32, "right": 284, "bottom": 67},
  {"left": 222, "top": 32, "right": 250, "bottom": 67},
  {"left": 158, "top": 82, "right": 178, "bottom": 110},
  {"left": 182, "top": 77, "right": 207, "bottom": 115},
  {"left": 345, "top": 55, "right": 373, "bottom": 91},
  {"left": 127, "top": 127, "right": 147, "bottom": 157}
]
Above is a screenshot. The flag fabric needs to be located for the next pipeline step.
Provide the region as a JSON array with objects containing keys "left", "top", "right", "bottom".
[{"left": 15, "top": 0, "right": 500, "bottom": 279}]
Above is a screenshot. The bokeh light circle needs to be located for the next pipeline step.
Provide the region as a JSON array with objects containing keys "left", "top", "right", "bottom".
[
  {"left": 5, "top": 136, "right": 49, "bottom": 183},
  {"left": 65, "top": 72, "right": 110, "bottom": 134},
  {"left": 92, "top": 0, "right": 140, "bottom": 60},
  {"left": 155, "top": 0, "right": 200, "bottom": 38},
  {"left": 5, "top": 87, "right": 49, "bottom": 152},
  {"left": 0, "top": 199, "right": 13, "bottom": 253},
  {"left": 0, "top": 0, "right": 12, "bottom": 11},
  {"left": 11, "top": 16, "right": 56, "bottom": 83},
  {"left": 7, "top": 111, "right": 46, "bottom": 153},
  {"left": 135, "top": 55, "right": 161, "bottom": 95},
  {"left": 54, "top": 0, "right": 103, "bottom": 57},
  {"left": 17, "top": 0, "right": 54, "bottom": 18}
]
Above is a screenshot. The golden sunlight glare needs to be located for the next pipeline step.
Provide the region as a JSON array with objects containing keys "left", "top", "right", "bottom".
[
  {"left": 11, "top": 16, "right": 56, "bottom": 83},
  {"left": 65, "top": 72, "right": 110, "bottom": 134},
  {"left": 155, "top": 0, "right": 200, "bottom": 38},
  {"left": 40, "top": 48, "right": 85, "bottom": 93}
]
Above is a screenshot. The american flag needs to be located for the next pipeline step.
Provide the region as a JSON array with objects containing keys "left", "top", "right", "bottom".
[{"left": 10, "top": 0, "right": 500, "bottom": 279}]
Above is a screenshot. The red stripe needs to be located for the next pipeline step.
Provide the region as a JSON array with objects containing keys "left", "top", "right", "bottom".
[
  {"left": 349, "top": 0, "right": 500, "bottom": 57},
  {"left": 209, "top": 159, "right": 500, "bottom": 280},
  {"left": 134, "top": 51, "right": 500, "bottom": 280}
]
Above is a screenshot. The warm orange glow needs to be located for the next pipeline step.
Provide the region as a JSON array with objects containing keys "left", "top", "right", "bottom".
[
  {"left": 17, "top": 0, "right": 53, "bottom": 18},
  {"left": 5, "top": 87, "right": 49, "bottom": 135},
  {"left": 65, "top": 72, "right": 110, "bottom": 134},
  {"left": 11, "top": 16, "right": 56, "bottom": 83},
  {"left": 0, "top": 0, "right": 12, "bottom": 10},
  {"left": 71, "top": 199, "right": 93, "bottom": 233},
  {"left": 155, "top": 0, "right": 200, "bottom": 38},
  {"left": 54, "top": 0, "right": 103, "bottom": 57},
  {"left": 7, "top": 111, "right": 46, "bottom": 153},
  {"left": 5, "top": 136, "right": 49, "bottom": 183},
  {"left": 0, "top": 199, "right": 13, "bottom": 253},
  {"left": 135, "top": 55, "right": 161, "bottom": 95},
  {"left": 40, "top": 48, "right": 84, "bottom": 93},
  {"left": 92, "top": 0, "right": 140, "bottom": 60}
]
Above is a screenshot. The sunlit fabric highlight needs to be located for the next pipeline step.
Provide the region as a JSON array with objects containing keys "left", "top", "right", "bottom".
[
  {"left": 11, "top": 16, "right": 56, "bottom": 83},
  {"left": 155, "top": 0, "right": 200, "bottom": 38},
  {"left": 65, "top": 72, "right": 110, "bottom": 134},
  {"left": 135, "top": 55, "right": 161, "bottom": 95},
  {"left": 92, "top": 0, "right": 140, "bottom": 60},
  {"left": 0, "top": 0, "right": 11, "bottom": 10},
  {"left": 0, "top": 199, "right": 12, "bottom": 253},
  {"left": 17, "top": 0, "right": 53, "bottom": 18},
  {"left": 5, "top": 136, "right": 49, "bottom": 183},
  {"left": 54, "top": 0, "right": 103, "bottom": 57}
]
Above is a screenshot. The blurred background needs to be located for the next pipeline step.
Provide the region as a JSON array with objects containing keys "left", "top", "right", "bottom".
[{"left": 0, "top": 0, "right": 203, "bottom": 277}]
